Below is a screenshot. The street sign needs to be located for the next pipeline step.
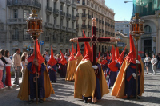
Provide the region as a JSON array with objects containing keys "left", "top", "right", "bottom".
[
  {"left": 40, "top": 41, "right": 44, "bottom": 45},
  {"left": 117, "top": 42, "right": 125, "bottom": 47}
]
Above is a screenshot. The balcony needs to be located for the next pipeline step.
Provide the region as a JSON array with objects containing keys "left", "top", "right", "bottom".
[
  {"left": 99, "top": 29, "right": 101, "bottom": 33},
  {"left": 7, "top": 18, "right": 27, "bottom": 25},
  {"left": 96, "top": 18, "right": 98, "bottom": 22},
  {"left": 102, "top": 21, "right": 104, "bottom": 24},
  {"left": 88, "top": 15, "right": 92, "bottom": 19},
  {"left": 23, "top": 34, "right": 31, "bottom": 41},
  {"left": 72, "top": 0, "right": 76, "bottom": 9},
  {"left": 81, "top": 25, "right": 86, "bottom": 29},
  {"left": 44, "top": 22, "right": 53, "bottom": 29},
  {"left": 76, "top": 13, "right": 79, "bottom": 17},
  {"left": 55, "top": 25, "right": 60, "bottom": 30},
  {"left": 72, "top": 15, "right": 76, "bottom": 21},
  {"left": 88, "top": 25, "right": 91, "bottom": 30},
  {"left": 7, "top": 0, "right": 41, "bottom": 9},
  {"left": 61, "top": 26, "right": 66, "bottom": 31},
  {"left": 73, "top": 29, "right": 76, "bottom": 33},
  {"left": 60, "top": 11, "right": 65, "bottom": 18},
  {"left": 46, "top": 6, "right": 52, "bottom": 13},
  {"left": 53, "top": 9, "right": 59, "bottom": 16},
  {"left": 82, "top": 13, "right": 87, "bottom": 20},
  {"left": 66, "top": 28, "right": 72, "bottom": 33},
  {"left": 66, "top": 13, "right": 71, "bottom": 20},
  {"left": 102, "top": 29, "right": 104, "bottom": 33},
  {"left": 60, "top": 0, "right": 65, "bottom": 4},
  {"left": 66, "top": 0, "right": 71, "bottom": 6},
  {"left": 76, "top": 25, "right": 79, "bottom": 29},
  {"left": 96, "top": 28, "right": 98, "bottom": 32}
]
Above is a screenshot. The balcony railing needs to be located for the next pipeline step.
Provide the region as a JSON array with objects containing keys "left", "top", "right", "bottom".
[
  {"left": 7, "top": 18, "right": 27, "bottom": 25},
  {"left": 23, "top": 34, "right": 31, "bottom": 41},
  {"left": 60, "top": 0, "right": 65, "bottom": 4},
  {"left": 66, "top": 13, "right": 71, "bottom": 19},
  {"left": 76, "top": 25, "right": 79, "bottom": 29},
  {"left": 82, "top": 13, "right": 86, "bottom": 18},
  {"left": 88, "top": 15, "right": 92, "bottom": 19},
  {"left": 45, "top": 22, "right": 52, "bottom": 29},
  {"left": 66, "top": 0, "right": 71, "bottom": 5},
  {"left": 53, "top": 9, "right": 59, "bottom": 15},
  {"left": 60, "top": 11, "right": 65, "bottom": 17},
  {"left": 7, "top": 0, "right": 41, "bottom": 8},
  {"left": 12, "top": 35, "right": 19, "bottom": 41},
  {"left": 76, "top": 13, "right": 79, "bottom": 17},
  {"left": 72, "top": 0, "right": 76, "bottom": 8},
  {"left": 81, "top": 25, "right": 86, "bottom": 29},
  {"left": 46, "top": 6, "right": 52, "bottom": 12},
  {"left": 102, "top": 21, "right": 104, "bottom": 24},
  {"left": 72, "top": 15, "right": 76, "bottom": 20},
  {"left": 96, "top": 28, "right": 98, "bottom": 32},
  {"left": 88, "top": 25, "right": 91, "bottom": 30},
  {"left": 99, "top": 29, "right": 101, "bottom": 33}
]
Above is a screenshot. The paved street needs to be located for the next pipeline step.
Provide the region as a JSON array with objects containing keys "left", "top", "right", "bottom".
[{"left": 0, "top": 69, "right": 160, "bottom": 106}]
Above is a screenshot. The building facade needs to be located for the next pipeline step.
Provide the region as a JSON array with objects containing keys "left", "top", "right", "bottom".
[
  {"left": 115, "top": 21, "right": 130, "bottom": 52},
  {"left": 76, "top": 0, "right": 115, "bottom": 53},
  {"left": 0, "top": 0, "right": 76, "bottom": 54},
  {"left": 133, "top": 0, "right": 160, "bottom": 57}
]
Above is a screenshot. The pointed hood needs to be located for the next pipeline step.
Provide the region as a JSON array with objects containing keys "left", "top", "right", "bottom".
[
  {"left": 48, "top": 46, "right": 57, "bottom": 66},
  {"left": 82, "top": 30, "right": 92, "bottom": 61},
  {"left": 108, "top": 46, "right": 118, "bottom": 72},
  {"left": 60, "top": 51, "right": 68, "bottom": 65},
  {"left": 68, "top": 44, "right": 76, "bottom": 61},
  {"left": 125, "top": 34, "right": 140, "bottom": 63},
  {"left": 28, "top": 40, "right": 44, "bottom": 73},
  {"left": 76, "top": 42, "right": 82, "bottom": 57},
  {"left": 115, "top": 47, "right": 119, "bottom": 60},
  {"left": 82, "top": 41, "right": 92, "bottom": 62},
  {"left": 117, "top": 46, "right": 127, "bottom": 65}
]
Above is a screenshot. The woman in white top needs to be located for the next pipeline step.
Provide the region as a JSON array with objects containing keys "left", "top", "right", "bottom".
[
  {"left": 0, "top": 52, "right": 4, "bottom": 89},
  {"left": 144, "top": 53, "right": 151, "bottom": 74},
  {"left": 4, "top": 50, "right": 12, "bottom": 89},
  {"left": 21, "top": 52, "right": 28, "bottom": 81},
  {"left": 151, "top": 54, "right": 157, "bottom": 75}
]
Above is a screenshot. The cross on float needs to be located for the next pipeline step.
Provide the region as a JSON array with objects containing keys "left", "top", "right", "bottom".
[{"left": 70, "top": 18, "right": 120, "bottom": 65}]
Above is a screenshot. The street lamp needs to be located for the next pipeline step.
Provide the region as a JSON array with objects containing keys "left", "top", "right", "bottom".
[
  {"left": 130, "top": 13, "right": 144, "bottom": 99},
  {"left": 26, "top": 9, "right": 43, "bottom": 103},
  {"left": 124, "top": 1, "right": 132, "bottom": 3}
]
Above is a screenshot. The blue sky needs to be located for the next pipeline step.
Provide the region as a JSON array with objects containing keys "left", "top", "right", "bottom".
[{"left": 105, "top": 0, "right": 133, "bottom": 21}]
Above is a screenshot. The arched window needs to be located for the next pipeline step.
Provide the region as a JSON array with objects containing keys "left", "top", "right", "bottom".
[{"left": 144, "top": 25, "right": 152, "bottom": 33}]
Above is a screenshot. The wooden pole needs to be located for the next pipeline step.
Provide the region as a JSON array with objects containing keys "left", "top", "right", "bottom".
[
  {"left": 136, "top": 40, "right": 138, "bottom": 99},
  {"left": 34, "top": 40, "right": 38, "bottom": 104}
]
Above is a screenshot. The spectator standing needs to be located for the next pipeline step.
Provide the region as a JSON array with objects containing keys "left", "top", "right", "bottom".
[
  {"left": 21, "top": 52, "right": 28, "bottom": 80},
  {"left": 42, "top": 54, "right": 47, "bottom": 65},
  {"left": 156, "top": 53, "right": 160, "bottom": 69},
  {"left": 0, "top": 52, "right": 4, "bottom": 89},
  {"left": 12, "top": 49, "right": 21, "bottom": 85},
  {"left": 151, "top": 54, "right": 157, "bottom": 75},
  {"left": 0, "top": 49, "right": 8, "bottom": 86},
  {"left": 4, "top": 50, "right": 12, "bottom": 89},
  {"left": 64, "top": 53, "right": 68, "bottom": 62},
  {"left": 144, "top": 53, "right": 151, "bottom": 74},
  {"left": 45, "top": 51, "right": 50, "bottom": 62}
]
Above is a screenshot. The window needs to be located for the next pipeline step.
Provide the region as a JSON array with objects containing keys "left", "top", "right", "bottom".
[
  {"left": 24, "top": 10, "right": 30, "bottom": 18},
  {"left": 54, "top": 18, "right": 56, "bottom": 25},
  {"left": 12, "top": 28, "right": 19, "bottom": 40},
  {"left": 144, "top": 25, "right": 152, "bottom": 33},
  {"left": 46, "top": 14, "right": 49, "bottom": 22},
  {"left": 83, "top": 9, "right": 85, "bottom": 14},
  {"left": 47, "top": 0, "right": 49, "bottom": 7},
  {"left": 60, "top": 34, "right": 63, "bottom": 42},
  {"left": 45, "top": 37, "right": 49, "bottom": 41},
  {"left": 72, "top": 22, "right": 74, "bottom": 29},
  {"left": 53, "top": 35, "right": 56, "bottom": 42},
  {"left": 54, "top": 2, "right": 56, "bottom": 9},
  {"left": 61, "top": 19, "right": 63, "bottom": 26},
  {"left": 60, "top": 4, "right": 63, "bottom": 11},
  {"left": 77, "top": 0, "right": 80, "bottom": 4},
  {"left": 82, "top": 20, "right": 85, "bottom": 25},
  {"left": 13, "top": 9, "right": 18, "bottom": 18},
  {"left": 23, "top": 29, "right": 30, "bottom": 40},
  {"left": 72, "top": 9, "right": 74, "bottom": 15}
]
